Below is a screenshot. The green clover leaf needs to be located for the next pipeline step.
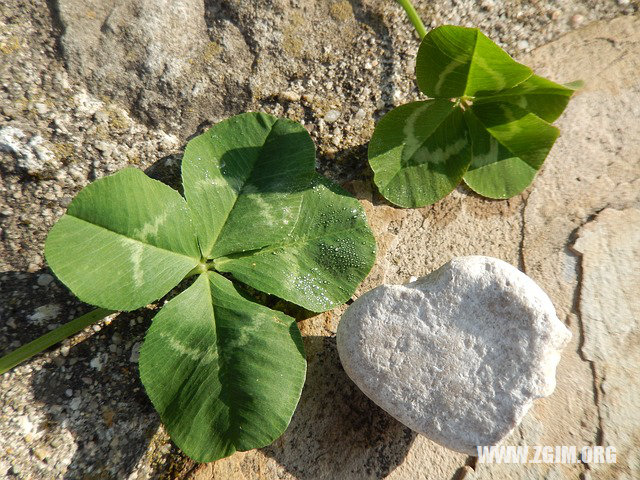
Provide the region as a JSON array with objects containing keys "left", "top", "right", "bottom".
[
  {"left": 369, "top": 25, "right": 580, "bottom": 207},
  {"left": 43, "top": 112, "right": 376, "bottom": 462}
]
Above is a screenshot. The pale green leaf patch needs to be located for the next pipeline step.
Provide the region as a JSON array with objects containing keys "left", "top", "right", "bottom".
[
  {"left": 462, "top": 103, "right": 559, "bottom": 198},
  {"left": 369, "top": 24, "right": 580, "bottom": 207},
  {"left": 182, "top": 112, "right": 315, "bottom": 259},
  {"left": 43, "top": 112, "right": 376, "bottom": 462},
  {"left": 473, "top": 74, "right": 579, "bottom": 123}
]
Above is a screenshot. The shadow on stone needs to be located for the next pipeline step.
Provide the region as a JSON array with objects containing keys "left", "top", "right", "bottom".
[
  {"left": 0, "top": 268, "right": 161, "bottom": 479},
  {"left": 262, "top": 336, "right": 416, "bottom": 480},
  {"left": 28, "top": 306, "right": 161, "bottom": 479}
]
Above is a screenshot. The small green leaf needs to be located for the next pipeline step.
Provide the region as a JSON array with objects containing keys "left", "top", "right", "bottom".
[
  {"left": 463, "top": 102, "right": 559, "bottom": 198},
  {"left": 214, "top": 174, "right": 376, "bottom": 312},
  {"left": 368, "top": 100, "right": 471, "bottom": 207},
  {"left": 182, "top": 112, "right": 315, "bottom": 259},
  {"left": 473, "top": 74, "right": 578, "bottom": 122},
  {"left": 416, "top": 25, "right": 532, "bottom": 98},
  {"left": 370, "top": 24, "right": 578, "bottom": 206},
  {"left": 45, "top": 168, "right": 200, "bottom": 311},
  {"left": 139, "top": 272, "right": 306, "bottom": 463}
]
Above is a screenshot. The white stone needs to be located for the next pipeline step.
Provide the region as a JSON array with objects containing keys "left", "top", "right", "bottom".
[
  {"left": 27, "top": 304, "right": 61, "bottom": 324},
  {"left": 337, "top": 256, "right": 571, "bottom": 455},
  {"left": 323, "top": 109, "right": 341, "bottom": 123},
  {"left": 0, "top": 127, "right": 55, "bottom": 176}
]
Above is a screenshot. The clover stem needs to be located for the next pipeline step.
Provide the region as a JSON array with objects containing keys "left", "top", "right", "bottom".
[
  {"left": 452, "top": 95, "right": 474, "bottom": 110},
  {"left": 0, "top": 307, "right": 115, "bottom": 375},
  {"left": 395, "top": 0, "right": 427, "bottom": 40},
  {"left": 186, "top": 260, "right": 209, "bottom": 278}
]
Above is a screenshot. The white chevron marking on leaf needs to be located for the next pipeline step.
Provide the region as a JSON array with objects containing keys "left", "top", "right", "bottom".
[
  {"left": 435, "top": 56, "right": 465, "bottom": 95},
  {"left": 130, "top": 241, "right": 145, "bottom": 287},
  {"left": 402, "top": 103, "right": 431, "bottom": 158},
  {"left": 413, "top": 137, "right": 468, "bottom": 165},
  {"left": 135, "top": 211, "right": 169, "bottom": 241}
]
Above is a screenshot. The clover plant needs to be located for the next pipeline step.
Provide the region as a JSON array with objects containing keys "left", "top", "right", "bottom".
[
  {"left": 0, "top": 113, "right": 376, "bottom": 462},
  {"left": 371, "top": 1, "right": 581, "bottom": 207}
]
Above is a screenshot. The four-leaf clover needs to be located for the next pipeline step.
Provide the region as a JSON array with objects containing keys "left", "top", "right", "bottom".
[{"left": 44, "top": 112, "right": 376, "bottom": 462}]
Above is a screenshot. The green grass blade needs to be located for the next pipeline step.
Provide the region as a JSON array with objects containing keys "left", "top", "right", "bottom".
[{"left": 0, "top": 308, "right": 115, "bottom": 375}]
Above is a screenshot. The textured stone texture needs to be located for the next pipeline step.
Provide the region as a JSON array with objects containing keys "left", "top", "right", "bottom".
[
  {"left": 572, "top": 208, "right": 640, "bottom": 479},
  {"left": 337, "top": 256, "right": 571, "bottom": 455},
  {"left": 1, "top": 0, "right": 639, "bottom": 477}
]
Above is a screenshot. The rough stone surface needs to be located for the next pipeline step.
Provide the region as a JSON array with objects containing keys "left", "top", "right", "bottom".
[
  {"left": 337, "top": 256, "right": 571, "bottom": 456},
  {"left": 0, "top": 126, "right": 57, "bottom": 176},
  {"left": 572, "top": 208, "right": 640, "bottom": 479},
  {"left": 0, "top": 0, "right": 639, "bottom": 477}
]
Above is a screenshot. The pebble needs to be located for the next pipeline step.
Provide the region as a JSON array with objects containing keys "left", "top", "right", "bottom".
[
  {"left": 89, "top": 356, "right": 102, "bottom": 371},
  {"left": 0, "top": 126, "right": 55, "bottom": 176},
  {"left": 279, "top": 91, "right": 301, "bottom": 102},
  {"left": 15, "top": 415, "right": 34, "bottom": 435},
  {"left": 37, "top": 274, "right": 54, "bottom": 287},
  {"left": 69, "top": 397, "right": 81, "bottom": 410},
  {"left": 570, "top": 14, "right": 585, "bottom": 28},
  {"left": 33, "top": 447, "right": 48, "bottom": 461},
  {"left": 28, "top": 304, "right": 61, "bottom": 323},
  {"left": 34, "top": 103, "right": 48, "bottom": 115},
  {"left": 93, "top": 110, "right": 109, "bottom": 123},
  {"left": 324, "top": 109, "right": 341, "bottom": 123},
  {"left": 481, "top": 0, "right": 495, "bottom": 11},
  {"left": 337, "top": 256, "right": 571, "bottom": 455},
  {"left": 129, "top": 342, "right": 141, "bottom": 363}
]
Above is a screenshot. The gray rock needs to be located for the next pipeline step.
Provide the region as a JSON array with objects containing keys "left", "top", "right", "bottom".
[
  {"left": 337, "top": 256, "right": 571, "bottom": 455},
  {"left": 57, "top": 0, "right": 210, "bottom": 131},
  {"left": 572, "top": 208, "right": 640, "bottom": 477},
  {"left": 36, "top": 274, "right": 54, "bottom": 287},
  {"left": 129, "top": 342, "right": 141, "bottom": 363},
  {"left": 58, "top": 0, "right": 207, "bottom": 83}
]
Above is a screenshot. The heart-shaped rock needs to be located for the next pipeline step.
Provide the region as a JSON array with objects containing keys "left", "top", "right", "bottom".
[{"left": 337, "top": 256, "right": 571, "bottom": 455}]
